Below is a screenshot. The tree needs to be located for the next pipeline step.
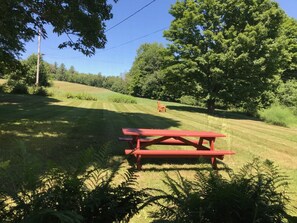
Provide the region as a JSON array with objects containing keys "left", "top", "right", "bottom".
[
  {"left": 6, "top": 54, "right": 49, "bottom": 87},
  {"left": 57, "top": 63, "right": 67, "bottom": 81},
  {"left": 105, "top": 76, "right": 128, "bottom": 94},
  {"left": 22, "top": 54, "right": 49, "bottom": 86},
  {"left": 279, "top": 16, "right": 297, "bottom": 81},
  {"left": 276, "top": 79, "right": 297, "bottom": 109},
  {"left": 127, "top": 43, "right": 168, "bottom": 99},
  {"left": 0, "top": 0, "right": 116, "bottom": 73},
  {"left": 164, "top": 0, "right": 285, "bottom": 113}
]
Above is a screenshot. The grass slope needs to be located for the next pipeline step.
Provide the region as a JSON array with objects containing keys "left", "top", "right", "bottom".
[{"left": 1, "top": 80, "right": 296, "bottom": 220}]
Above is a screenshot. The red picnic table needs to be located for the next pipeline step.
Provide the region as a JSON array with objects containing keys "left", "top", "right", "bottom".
[{"left": 120, "top": 128, "right": 235, "bottom": 170}]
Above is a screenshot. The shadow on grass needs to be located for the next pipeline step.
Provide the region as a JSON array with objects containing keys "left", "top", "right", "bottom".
[
  {"left": 286, "top": 215, "right": 297, "bottom": 223},
  {"left": 0, "top": 93, "right": 179, "bottom": 175},
  {"left": 167, "top": 105, "right": 260, "bottom": 121},
  {"left": 126, "top": 156, "right": 231, "bottom": 172}
]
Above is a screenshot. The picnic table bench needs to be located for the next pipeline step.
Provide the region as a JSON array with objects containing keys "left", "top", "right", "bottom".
[
  {"left": 118, "top": 137, "right": 203, "bottom": 145},
  {"left": 119, "top": 128, "right": 235, "bottom": 170}
]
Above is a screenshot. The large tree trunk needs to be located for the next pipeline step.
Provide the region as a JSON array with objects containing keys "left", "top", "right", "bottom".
[{"left": 207, "top": 98, "right": 215, "bottom": 114}]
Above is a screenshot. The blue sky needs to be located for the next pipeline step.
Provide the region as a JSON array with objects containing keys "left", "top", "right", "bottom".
[{"left": 22, "top": 0, "right": 297, "bottom": 76}]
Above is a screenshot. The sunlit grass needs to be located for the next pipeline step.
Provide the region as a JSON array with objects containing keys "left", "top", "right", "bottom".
[{"left": 48, "top": 80, "right": 123, "bottom": 102}]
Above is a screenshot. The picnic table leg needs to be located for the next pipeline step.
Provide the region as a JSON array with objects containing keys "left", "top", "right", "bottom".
[
  {"left": 136, "top": 155, "right": 142, "bottom": 170},
  {"left": 211, "top": 158, "right": 218, "bottom": 169},
  {"left": 209, "top": 139, "right": 217, "bottom": 169},
  {"left": 136, "top": 137, "right": 142, "bottom": 170},
  {"left": 197, "top": 138, "right": 204, "bottom": 149}
]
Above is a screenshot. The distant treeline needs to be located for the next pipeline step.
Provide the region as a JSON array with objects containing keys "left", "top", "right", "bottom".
[
  {"left": 0, "top": 54, "right": 128, "bottom": 95},
  {"left": 48, "top": 62, "right": 128, "bottom": 94},
  {"left": 44, "top": 62, "right": 127, "bottom": 93}
]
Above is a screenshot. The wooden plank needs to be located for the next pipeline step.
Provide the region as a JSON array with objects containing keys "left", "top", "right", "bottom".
[
  {"left": 125, "top": 149, "right": 235, "bottom": 156},
  {"left": 122, "top": 128, "right": 226, "bottom": 138},
  {"left": 119, "top": 137, "right": 206, "bottom": 145},
  {"left": 124, "top": 149, "right": 235, "bottom": 170}
]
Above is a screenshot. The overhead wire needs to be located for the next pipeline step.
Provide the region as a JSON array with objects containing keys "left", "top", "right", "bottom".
[
  {"left": 103, "top": 26, "right": 169, "bottom": 51},
  {"left": 105, "top": 0, "right": 157, "bottom": 33},
  {"left": 44, "top": 25, "right": 168, "bottom": 62},
  {"left": 42, "top": 0, "right": 168, "bottom": 66}
]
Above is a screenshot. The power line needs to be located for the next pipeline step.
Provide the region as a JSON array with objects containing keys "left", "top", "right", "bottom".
[
  {"left": 45, "top": 26, "right": 168, "bottom": 60},
  {"left": 105, "top": 0, "right": 157, "bottom": 33},
  {"left": 103, "top": 26, "right": 168, "bottom": 51}
]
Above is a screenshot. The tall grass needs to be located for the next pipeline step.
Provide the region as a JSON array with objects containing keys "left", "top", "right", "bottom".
[
  {"left": 108, "top": 95, "right": 137, "bottom": 104},
  {"left": 65, "top": 92, "right": 98, "bottom": 101},
  {"left": 259, "top": 104, "right": 297, "bottom": 127}
]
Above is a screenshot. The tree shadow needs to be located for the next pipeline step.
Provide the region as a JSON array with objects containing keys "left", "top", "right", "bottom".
[
  {"left": 126, "top": 155, "right": 231, "bottom": 172},
  {"left": 286, "top": 215, "right": 297, "bottom": 223},
  {"left": 0, "top": 93, "right": 180, "bottom": 176},
  {"left": 167, "top": 105, "right": 260, "bottom": 121}
]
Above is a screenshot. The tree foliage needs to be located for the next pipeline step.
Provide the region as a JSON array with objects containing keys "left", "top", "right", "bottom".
[
  {"left": 276, "top": 79, "right": 297, "bottom": 110},
  {"left": 126, "top": 43, "right": 169, "bottom": 100},
  {"left": 279, "top": 16, "right": 297, "bottom": 81},
  {"left": 3, "top": 54, "right": 50, "bottom": 93},
  {"left": 50, "top": 62, "right": 127, "bottom": 94},
  {"left": 22, "top": 54, "right": 50, "bottom": 86},
  {"left": 0, "top": 0, "right": 116, "bottom": 74},
  {"left": 163, "top": 0, "right": 286, "bottom": 113}
]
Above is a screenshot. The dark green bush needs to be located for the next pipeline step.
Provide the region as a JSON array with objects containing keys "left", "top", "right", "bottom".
[
  {"left": 9, "top": 81, "right": 29, "bottom": 94},
  {"left": 29, "top": 86, "right": 50, "bottom": 96},
  {"left": 179, "top": 95, "right": 198, "bottom": 106},
  {"left": 151, "top": 158, "right": 291, "bottom": 223}
]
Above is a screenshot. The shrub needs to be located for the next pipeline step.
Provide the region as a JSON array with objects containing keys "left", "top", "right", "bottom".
[
  {"left": 108, "top": 95, "right": 137, "bottom": 104},
  {"left": 0, "top": 84, "right": 4, "bottom": 93},
  {"left": 76, "top": 93, "right": 97, "bottom": 101},
  {"left": 150, "top": 158, "right": 291, "bottom": 223},
  {"left": 258, "top": 104, "right": 296, "bottom": 127},
  {"left": 65, "top": 92, "right": 75, "bottom": 99},
  {"left": 29, "top": 86, "right": 50, "bottom": 96},
  {"left": 0, "top": 146, "right": 148, "bottom": 223},
  {"left": 276, "top": 80, "right": 297, "bottom": 108},
  {"left": 9, "top": 81, "right": 29, "bottom": 94},
  {"left": 0, "top": 83, "right": 11, "bottom": 93},
  {"left": 65, "top": 92, "right": 97, "bottom": 101},
  {"left": 179, "top": 95, "right": 198, "bottom": 106}
]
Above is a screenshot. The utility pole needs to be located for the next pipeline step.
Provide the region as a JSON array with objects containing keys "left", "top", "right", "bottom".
[{"left": 36, "top": 29, "right": 41, "bottom": 86}]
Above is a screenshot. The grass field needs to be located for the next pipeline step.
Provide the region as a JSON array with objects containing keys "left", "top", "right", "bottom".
[{"left": 1, "top": 80, "right": 296, "bottom": 220}]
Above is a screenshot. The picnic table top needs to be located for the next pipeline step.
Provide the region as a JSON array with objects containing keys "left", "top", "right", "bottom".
[{"left": 122, "top": 128, "right": 226, "bottom": 138}]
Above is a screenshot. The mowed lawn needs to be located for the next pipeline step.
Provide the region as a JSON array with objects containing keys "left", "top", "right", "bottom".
[{"left": 1, "top": 80, "right": 297, "bottom": 220}]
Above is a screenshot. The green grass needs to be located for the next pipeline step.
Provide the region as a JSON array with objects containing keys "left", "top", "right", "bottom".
[
  {"left": 1, "top": 80, "right": 297, "bottom": 220},
  {"left": 47, "top": 80, "right": 122, "bottom": 102}
]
